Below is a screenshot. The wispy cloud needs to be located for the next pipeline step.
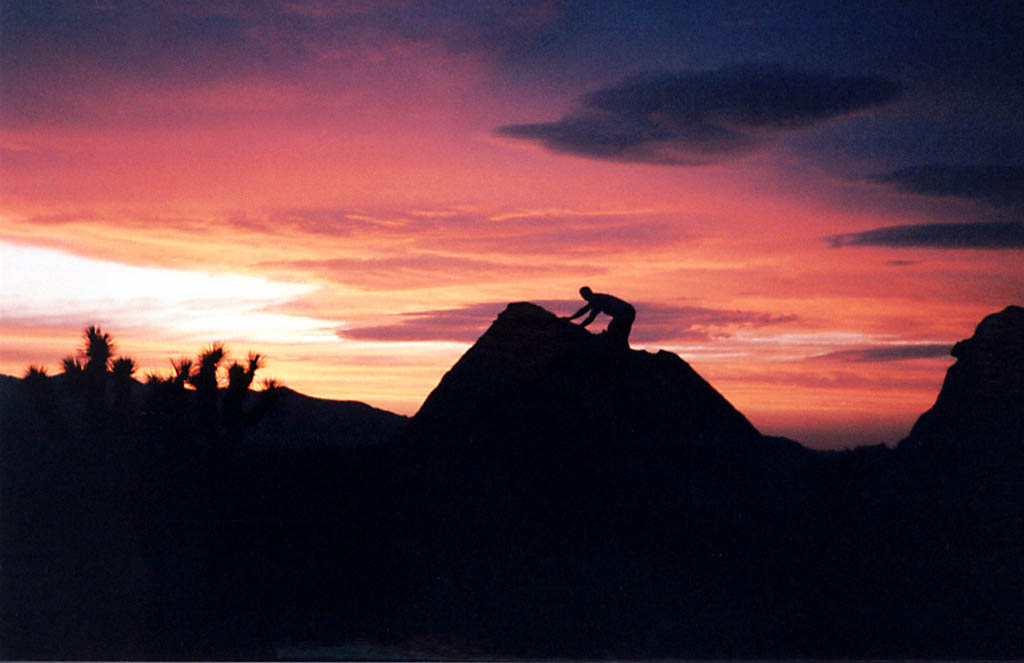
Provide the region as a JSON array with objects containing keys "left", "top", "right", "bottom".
[
  {"left": 434, "top": 221, "right": 684, "bottom": 257},
  {"left": 496, "top": 64, "right": 901, "bottom": 165},
  {"left": 632, "top": 304, "right": 798, "bottom": 343},
  {"left": 827, "top": 221, "right": 1024, "bottom": 249},
  {"left": 338, "top": 300, "right": 797, "bottom": 344},
  {"left": 236, "top": 206, "right": 687, "bottom": 258},
  {"left": 338, "top": 302, "right": 507, "bottom": 342},
  {"left": 258, "top": 254, "right": 558, "bottom": 290},
  {"left": 489, "top": 207, "right": 660, "bottom": 222},
  {"left": 1, "top": 204, "right": 682, "bottom": 285}
]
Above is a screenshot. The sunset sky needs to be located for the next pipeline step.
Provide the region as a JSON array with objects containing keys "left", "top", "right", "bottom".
[{"left": 2, "top": 1, "right": 1022, "bottom": 448}]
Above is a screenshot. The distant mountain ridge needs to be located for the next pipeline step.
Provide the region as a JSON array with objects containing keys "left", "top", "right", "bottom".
[
  {"left": 0, "top": 374, "right": 407, "bottom": 451},
  {"left": 246, "top": 386, "right": 407, "bottom": 449}
]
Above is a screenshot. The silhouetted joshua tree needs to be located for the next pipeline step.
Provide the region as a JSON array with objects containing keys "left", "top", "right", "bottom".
[
  {"left": 223, "top": 353, "right": 279, "bottom": 446},
  {"left": 145, "top": 357, "right": 193, "bottom": 390},
  {"left": 83, "top": 325, "right": 114, "bottom": 375},
  {"left": 189, "top": 344, "right": 225, "bottom": 434},
  {"left": 77, "top": 325, "right": 115, "bottom": 424},
  {"left": 62, "top": 355, "right": 86, "bottom": 391},
  {"left": 23, "top": 365, "right": 51, "bottom": 402},
  {"left": 143, "top": 357, "right": 197, "bottom": 455},
  {"left": 21, "top": 365, "right": 62, "bottom": 430},
  {"left": 224, "top": 353, "right": 262, "bottom": 394},
  {"left": 190, "top": 345, "right": 224, "bottom": 389},
  {"left": 24, "top": 364, "right": 49, "bottom": 382},
  {"left": 39, "top": 328, "right": 282, "bottom": 459},
  {"left": 171, "top": 357, "right": 193, "bottom": 387},
  {"left": 111, "top": 356, "right": 136, "bottom": 379},
  {"left": 111, "top": 356, "right": 137, "bottom": 410}
]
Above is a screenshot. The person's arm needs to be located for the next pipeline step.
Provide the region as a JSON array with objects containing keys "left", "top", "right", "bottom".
[
  {"left": 566, "top": 303, "right": 591, "bottom": 321},
  {"left": 569, "top": 305, "right": 599, "bottom": 327}
]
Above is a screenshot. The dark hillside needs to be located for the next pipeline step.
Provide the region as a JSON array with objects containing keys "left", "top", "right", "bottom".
[
  {"left": 0, "top": 369, "right": 407, "bottom": 659},
  {"left": 246, "top": 386, "right": 407, "bottom": 449},
  {"left": 2, "top": 304, "right": 1022, "bottom": 659}
]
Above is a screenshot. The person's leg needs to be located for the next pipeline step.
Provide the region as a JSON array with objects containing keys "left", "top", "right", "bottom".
[
  {"left": 608, "top": 316, "right": 630, "bottom": 349},
  {"left": 621, "top": 310, "right": 635, "bottom": 344}
]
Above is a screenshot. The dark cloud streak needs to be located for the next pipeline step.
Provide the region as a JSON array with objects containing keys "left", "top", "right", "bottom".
[
  {"left": 496, "top": 64, "right": 902, "bottom": 165},
  {"left": 827, "top": 222, "right": 1024, "bottom": 250},
  {"left": 871, "top": 165, "right": 1024, "bottom": 207},
  {"left": 812, "top": 345, "right": 951, "bottom": 363}
]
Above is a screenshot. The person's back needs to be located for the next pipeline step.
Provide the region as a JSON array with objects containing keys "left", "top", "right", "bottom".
[{"left": 589, "top": 292, "right": 634, "bottom": 319}]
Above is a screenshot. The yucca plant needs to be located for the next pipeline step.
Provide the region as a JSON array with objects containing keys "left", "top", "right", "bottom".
[
  {"left": 83, "top": 326, "right": 114, "bottom": 375},
  {"left": 111, "top": 357, "right": 137, "bottom": 380},
  {"left": 224, "top": 353, "right": 258, "bottom": 431},
  {"left": 111, "top": 357, "right": 137, "bottom": 403},
  {"left": 252, "top": 376, "right": 283, "bottom": 425},
  {"left": 145, "top": 373, "right": 166, "bottom": 385},
  {"left": 23, "top": 364, "right": 49, "bottom": 382},
  {"left": 189, "top": 345, "right": 224, "bottom": 391},
  {"left": 22, "top": 365, "right": 55, "bottom": 414},
  {"left": 247, "top": 351, "right": 264, "bottom": 375},
  {"left": 222, "top": 353, "right": 279, "bottom": 446},
  {"left": 171, "top": 357, "right": 193, "bottom": 387},
  {"left": 143, "top": 359, "right": 191, "bottom": 428},
  {"left": 80, "top": 326, "right": 115, "bottom": 405},
  {"left": 226, "top": 352, "right": 264, "bottom": 393},
  {"left": 226, "top": 362, "right": 247, "bottom": 392},
  {"left": 62, "top": 355, "right": 86, "bottom": 391},
  {"left": 191, "top": 344, "right": 225, "bottom": 430}
]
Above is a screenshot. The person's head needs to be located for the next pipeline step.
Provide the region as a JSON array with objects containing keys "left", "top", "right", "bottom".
[{"left": 579, "top": 286, "right": 592, "bottom": 300}]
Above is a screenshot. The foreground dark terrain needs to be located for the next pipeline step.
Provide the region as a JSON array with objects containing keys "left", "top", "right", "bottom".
[{"left": 2, "top": 304, "right": 1022, "bottom": 659}]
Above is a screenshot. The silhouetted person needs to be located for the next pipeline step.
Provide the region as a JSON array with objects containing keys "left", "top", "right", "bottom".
[{"left": 565, "top": 286, "right": 636, "bottom": 348}]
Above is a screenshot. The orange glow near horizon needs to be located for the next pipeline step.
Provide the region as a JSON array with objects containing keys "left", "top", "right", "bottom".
[{"left": 2, "top": 140, "right": 1019, "bottom": 447}]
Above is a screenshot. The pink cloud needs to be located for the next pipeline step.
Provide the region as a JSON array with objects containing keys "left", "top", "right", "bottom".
[{"left": 260, "top": 255, "right": 565, "bottom": 290}]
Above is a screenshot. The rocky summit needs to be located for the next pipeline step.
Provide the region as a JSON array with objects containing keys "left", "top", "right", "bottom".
[{"left": 407, "top": 301, "right": 786, "bottom": 456}]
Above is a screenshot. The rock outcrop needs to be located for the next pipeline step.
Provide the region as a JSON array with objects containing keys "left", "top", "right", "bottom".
[
  {"left": 407, "top": 302, "right": 788, "bottom": 457},
  {"left": 900, "top": 305, "right": 1024, "bottom": 455}
]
